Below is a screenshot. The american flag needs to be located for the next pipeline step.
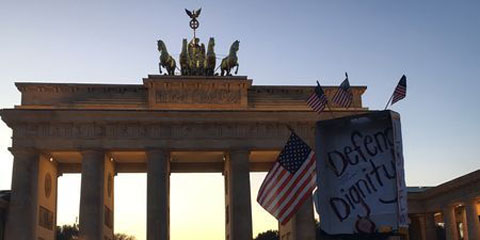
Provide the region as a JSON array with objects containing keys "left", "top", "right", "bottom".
[
  {"left": 257, "top": 132, "right": 316, "bottom": 225},
  {"left": 332, "top": 74, "right": 353, "bottom": 108},
  {"left": 391, "top": 75, "right": 407, "bottom": 105},
  {"left": 306, "top": 81, "right": 328, "bottom": 113}
]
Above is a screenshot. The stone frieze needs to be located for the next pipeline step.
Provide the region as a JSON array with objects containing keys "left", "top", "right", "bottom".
[{"left": 12, "top": 122, "right": 315, "bottom": 141}]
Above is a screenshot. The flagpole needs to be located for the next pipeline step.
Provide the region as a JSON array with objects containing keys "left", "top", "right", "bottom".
[
  {"left": 384, "top": 94, "right": 393, "bottom": 110},
  {"left": 315, "top": 80, "right": 337, "bottom": 119},
  {"left": 323, "top": 82, "right": 336, "bottom": 119},
  {"left": 285, "top": 124, "right": 295, "bottom": 133}
]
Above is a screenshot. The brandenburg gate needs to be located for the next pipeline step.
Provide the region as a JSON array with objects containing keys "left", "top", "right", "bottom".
[{"left": 0, "top": 75, "right": 367, "bottom": 240}]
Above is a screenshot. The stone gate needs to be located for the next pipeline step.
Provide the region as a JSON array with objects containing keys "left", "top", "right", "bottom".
[{"left": 1, "top": 75, "right": 367, "bottom": 240}]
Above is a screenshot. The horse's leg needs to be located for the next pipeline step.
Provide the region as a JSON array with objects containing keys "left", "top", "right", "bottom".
[
  {"left": 235, "top": 63, "right": 239, "bottom": 75},
  {"left": 159, "top": 63, "right": 162, "bottom": 74}
]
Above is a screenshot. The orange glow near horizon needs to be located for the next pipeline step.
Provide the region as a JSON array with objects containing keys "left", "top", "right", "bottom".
[{"left": 56, "top": 172, "right": 280, "bottom": 240}]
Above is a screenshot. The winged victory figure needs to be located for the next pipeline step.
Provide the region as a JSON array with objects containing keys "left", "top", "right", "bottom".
[{"left": 185, "top": 8, "right": 202, "bottom": 19}]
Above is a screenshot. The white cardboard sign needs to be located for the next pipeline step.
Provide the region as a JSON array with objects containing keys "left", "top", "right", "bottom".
[{"left": 315, "top": 111, "right": 407, "bottom": 235}]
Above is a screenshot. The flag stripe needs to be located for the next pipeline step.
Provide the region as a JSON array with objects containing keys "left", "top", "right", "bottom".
[
  {"left": 261, "top": 152, "right": 314, "bottom": 208},
  {"left": 270, "top": 156, "right": 316, "bottom": 216},
  {"left": 332, "top": 78, "right": 353, "bottom": 108},
  {"left": 391, "top": 75, "right": 407, "bottom": 105},
  {"left": 279, "top": 171, "right": 316, "bottom": 220},
  {"left": 257, "top": 133, "right": 317, "bottom": 224},
  {"left": 306, "top": 83, "right": 328, "bottom": 113},
  {"left": 279, "top": 182, "right": 316, "bottom": 224},
  {"left": 266, "top": 154, "right": 315, "bottom": 214},
  {"left": 279, "top": 183, "right": 317, "bottom": 224},
  {"left": 258, "top": 168, "right": 292, "bottom": 207},
  {"left": 257, "top": 163, "right": 281, "bottom": 200},
  {"left": 257, "top": 163, "right": 283, "bottom": 202},
  {"left": 258, "top": 167, "right": 291, "bottom": 205}
]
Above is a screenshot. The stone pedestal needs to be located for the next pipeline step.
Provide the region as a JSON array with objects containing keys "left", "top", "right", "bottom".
[
  {"left": 278, "top": 197, "right": 315, "bottom": 240},
  {"left": 147, "top": 149, "right": 170, "bottom": 240},
  {"left": 79, "top": 150, "right": 106, "bottom": 240},
  {"left": 443, "top": 206, "right": 459, "bottom": 240},
  {"left": 466, "top": 200, "right": 480, "bottom": 240},
  {"left": 4, "top": 148, "right": 39, "bottom": 240},
  {"left": 225, "top": 150, "right": 252, "bottom": 240}
]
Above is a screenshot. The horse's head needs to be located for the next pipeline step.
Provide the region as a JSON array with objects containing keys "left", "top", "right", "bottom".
[
  {"left": 230, "top": 40, "right": 240, "bottom": 52},
  {"left": 208, "top": 38, "right": 215, "bottom": 51},
  {"left": 182, "top": 39, "right": 187, "bottom": 50},
  {"left": 157, "top": 40, "right": 165, "bottom": 52}
]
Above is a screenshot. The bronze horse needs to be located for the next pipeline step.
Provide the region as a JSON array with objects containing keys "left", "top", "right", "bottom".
[
  {"left": 179, "top": 39, "right": 190, "bottom": 75},
  {"left": 221, "top": 40, "right": 239, "bottom": 76},
  {"left": 157, "top": 40, "right": 176, "bottom": 75},
  {"left": 205, "top": 38, "right": 216, "bottom": 76}
]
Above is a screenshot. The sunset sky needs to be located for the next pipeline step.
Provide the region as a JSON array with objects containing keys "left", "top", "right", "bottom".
[{"left": 1, "top": 0, "right": 479, "bottom": 239}]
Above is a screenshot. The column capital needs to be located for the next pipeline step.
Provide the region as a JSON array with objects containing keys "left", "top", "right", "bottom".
[
  {"left": 145, "top": 148, "right": 169, "bottom": 153},
  {"left": 80, "top": 149, "right": 105, "bottom": 158},
  {"left": 8, "top": 147, "right": 38, "bottom": 158},
  {"left": 465, "top": 198, "right": 480, "bottom": 205},
  {"left": 442, "top": 204, "right": 458, "bottom": 210},
  {"left": 228, "top": 148, "right": 250, "bottom": 153},
  {"left": 145, "top": 148, "right": 170, "bottom": 161},
  {"left": 228, "top": 149, "right": 251, "bottom": 158}
]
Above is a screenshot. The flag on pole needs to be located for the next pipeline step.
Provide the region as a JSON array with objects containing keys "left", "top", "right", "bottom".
[
  {"left": 332, "top": 73, "right": 353, "bottom": 108},
  {"left": 391, "top": 75, "right": 407, "bottom": 105},
  {"left": 257, "top": 132, "right": 317, "bottom": 224},
  {"left": 306, "top": 81, "right": 328, "bottom": 113}
]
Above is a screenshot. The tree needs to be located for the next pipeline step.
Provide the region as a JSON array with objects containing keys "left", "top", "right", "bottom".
[
  {"left": 55, "top": 223, "right": 136, "bottom": 240},
  {"left": 254, "top": 230, "right": 279, "bottom": 240},
  {"left": 56, "top": 224, "right": 79, "bottom": 240},
  {"left": 114, "top": 233, "right": 136, "bottom": 240}
]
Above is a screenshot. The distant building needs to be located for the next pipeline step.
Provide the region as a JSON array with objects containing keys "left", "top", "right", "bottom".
[{"left": 408, "top": 170, "right": 480, "bottom": 240}]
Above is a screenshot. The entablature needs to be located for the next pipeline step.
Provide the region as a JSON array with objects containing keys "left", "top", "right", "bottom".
[
  {"left": 1, "top": 109, "right": 367, "bottom": 151},
  {"left": 15, "top": 75, "right": 367, "bottom": 111}
]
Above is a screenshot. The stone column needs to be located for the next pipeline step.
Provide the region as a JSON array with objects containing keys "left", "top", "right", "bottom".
[
  {"left": 425, "top": 213, "right": 438, "bottom": 240},
  {"left": 443, "top": 206, "right": 459, "bottom": 240},
  {"left": 225, "top": 150, "right": 252, "bottom": 240},
  {"left": 4, "top": 148, "right": 39, "bottom": 240},
  {"left": 79, "top": 150, "right": 106, "bottom": 240},
  {"left": 466, "top": 199, "right": 480, "bottom": 240},
  {"left": 278, "top": 197, "right": 316, "bottom": 240},
  {"left": 146, "top": 149, "right": 170, "bottom": 240},
  {"left": 419, "top": 215, "right": 428, "bottom": 240}
]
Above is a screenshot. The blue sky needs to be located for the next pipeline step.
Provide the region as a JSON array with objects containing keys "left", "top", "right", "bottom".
[{"left": 1, "top": 1, "right": 479, "bottom": 239}]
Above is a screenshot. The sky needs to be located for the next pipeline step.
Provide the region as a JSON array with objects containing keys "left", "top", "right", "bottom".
[{"left": 1, "top": 0, "right": 480, "bottom": 239}]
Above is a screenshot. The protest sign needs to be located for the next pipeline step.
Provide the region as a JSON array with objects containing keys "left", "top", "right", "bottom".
[{"left": 315, "top": 111, "right": 407, "bottom": 235}]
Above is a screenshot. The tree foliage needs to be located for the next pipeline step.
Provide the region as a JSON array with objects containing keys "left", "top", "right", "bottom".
[
  {"left": 55, "top": 223, "right": 136, "bottom": 240},
  {"left": 254, "top": 230, "right": 279, "bottom": 240},
  {"left": 114, "top": 233, "right": 137, "bottom": 240},
  {"left": 56, "top": 224, "right": 79, "bottom": 240}
]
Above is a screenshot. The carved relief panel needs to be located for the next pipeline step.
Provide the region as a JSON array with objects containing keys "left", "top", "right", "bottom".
[{"left": 144, "top": 76, "right": 252, "bottom": 109}]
